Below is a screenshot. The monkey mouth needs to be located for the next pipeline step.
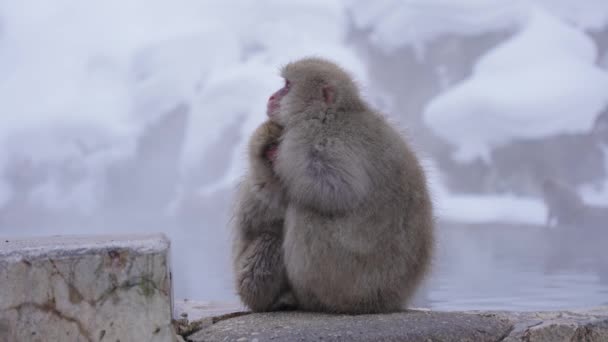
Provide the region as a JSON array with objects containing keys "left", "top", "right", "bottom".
[{"left": 267, "top": 104, "right": 279, "bottom": 118}]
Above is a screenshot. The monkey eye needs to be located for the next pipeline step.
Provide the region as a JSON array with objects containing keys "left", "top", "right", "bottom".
[{"left": 278, "top": 80, "right": 291, "bottom": 96}]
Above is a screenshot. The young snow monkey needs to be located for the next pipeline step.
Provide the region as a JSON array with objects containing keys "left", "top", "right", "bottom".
[{"left": 233, "top": 57, "right": 434, "bottom": 314}]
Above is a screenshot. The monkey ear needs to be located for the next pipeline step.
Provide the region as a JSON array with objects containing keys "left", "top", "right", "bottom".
[{"left": 322, "top": 85, "right": 335, "bottom": 105}]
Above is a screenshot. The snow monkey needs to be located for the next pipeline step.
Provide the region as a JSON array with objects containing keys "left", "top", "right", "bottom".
[
  {"left": 542, "top": 178, "right": 608, "bottom": 229},
  {"left": 267, "top": 57, "right": 435, "bottom": 314},
  {"left": 232, "top": 121, "right": 295, "bottom": 311},
  {"left": 542, "top": 179, "right": 586, "bottom": 227}
]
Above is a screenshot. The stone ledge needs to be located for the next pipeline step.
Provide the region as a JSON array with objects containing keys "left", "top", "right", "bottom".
[
  {"left": 0, "top": 233, "right": 176, "bottom": 342},
  {"left": 496, "top": 307, "right": 608, "bottom": 342},
  {"left": 0, "top": 234, "right": 170, "bottom": 261},
  {"left": 176, "top": 301, "right": 608, "bottom": 342}
]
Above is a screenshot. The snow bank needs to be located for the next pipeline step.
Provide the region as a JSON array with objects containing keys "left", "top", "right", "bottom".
[
  {"left": 348, "top": 0, "right": 608, "bottom": 52},
  {"left": 435, "top": 193, "right": 546, "bottom": 225},
  {"left": 424, "top": 8, "right": 608, "bottom": 162},
  {"left": 424, "top": 160, "right": 546, "bottom": 225},
  {"left": 347, "top": 0, "right": 528, "bottom": 56},
  {"left": 533, "top": 0, "right": 608, "bottom": 30}
]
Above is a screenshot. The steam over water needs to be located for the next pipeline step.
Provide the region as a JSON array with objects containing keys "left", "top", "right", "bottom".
[{"left": 0, "top": 0, "right": 607, "bottom": 310}]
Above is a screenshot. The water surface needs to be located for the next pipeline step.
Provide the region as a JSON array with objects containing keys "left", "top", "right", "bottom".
[{"left": 425, "top": 222, "right": 608, "bottom": 311}]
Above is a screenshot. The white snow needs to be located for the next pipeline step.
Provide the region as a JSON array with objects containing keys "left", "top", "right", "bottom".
[
  {"left": 424, "top": 8, "right": 608, "bottom": 162},
  {"left": 435, "top": 194, "right": 546, "bottom": 225},
  {"left": 424, "top": 159, "right": 547, "bottom": 225},
  {"left": 532, "top": 0, "right": 608, "bottom": 30},
  {"left": 347, "top": 0, "right": 526, "bottom": 55},
  {"left": 348, "top": 0, "right": 608, "bottom": 52}
]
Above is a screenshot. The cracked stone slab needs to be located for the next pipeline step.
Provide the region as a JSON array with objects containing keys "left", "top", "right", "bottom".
[{"left": 0, "top": 233, "right": 176, "bottom": 342}]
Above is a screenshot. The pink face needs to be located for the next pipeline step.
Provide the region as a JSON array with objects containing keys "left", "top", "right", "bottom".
[{"left": 266, "top": 79, "right": 290, "bottom": 119}]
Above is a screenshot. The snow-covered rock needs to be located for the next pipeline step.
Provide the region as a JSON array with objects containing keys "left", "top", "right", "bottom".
[{"left": 424, "top": 8, "right": 608, "bottom": 162}]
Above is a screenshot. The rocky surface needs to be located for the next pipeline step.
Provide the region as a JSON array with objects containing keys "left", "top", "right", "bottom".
[
  {"left": 188, "top": 310, "right": 512, "bottom": 342},
  {"left": 176, "top": 301, "right": 608, "bottom": 342},
  {"left": 497, "top": 307, "right": 608, "bottom": 342},
  {"left": 0, "top": 234, "right": 176, "bottom": 342}
]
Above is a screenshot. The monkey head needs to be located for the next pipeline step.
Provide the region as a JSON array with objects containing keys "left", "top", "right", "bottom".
[
  {"left": 266, "top": 58, "right": 365, "bottom": 127},
  {"left": 541, "top": 178, "right": 584, "bottom": 210}
]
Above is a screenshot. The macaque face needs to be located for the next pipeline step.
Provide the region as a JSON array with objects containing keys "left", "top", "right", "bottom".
[{"left": 266, "top": 79, "right": 290, "bottom": 120}]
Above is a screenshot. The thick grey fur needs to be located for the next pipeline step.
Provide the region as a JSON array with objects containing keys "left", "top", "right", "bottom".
[
  {"left": 232, "top": 122, "right": 295, "bottom": 312},
  {"left": 272, "top": 57, "right": 435, "bottom": 314}
]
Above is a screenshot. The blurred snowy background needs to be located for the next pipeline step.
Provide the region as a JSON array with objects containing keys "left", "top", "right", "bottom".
[{"left": 0, "top": 0, "right": 607, "bottom": 310}]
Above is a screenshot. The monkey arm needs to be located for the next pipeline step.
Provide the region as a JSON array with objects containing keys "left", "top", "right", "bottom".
[
  {"left": 233, "top": 232, "right": 288, "bottom": 312},
  {"left": 276, "top": 133, "right": 371, "bottom": 214},
  {"left": 247, "top": 122, "right": 286, "bottom": 212},
  {"left": 232, "top": 180, "right": 291, "bottom": 312}
]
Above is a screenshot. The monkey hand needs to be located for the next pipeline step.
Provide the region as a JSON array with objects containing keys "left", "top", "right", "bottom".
[
  {"left": 248, "top": 120, "right": 285, "bottom": 192},
  {"left": 249, "top": 121, "right": 283, "bottom": 169},
  {"left": 249, "top": 120, "right": 283, "bottom": 165},
  {"left": 264, "top": 143, "right": 279, "bottom": 163}
]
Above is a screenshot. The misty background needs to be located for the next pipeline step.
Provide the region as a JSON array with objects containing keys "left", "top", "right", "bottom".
[{"left": 1, "top": 0, "right": 607, "bottom": 311}]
